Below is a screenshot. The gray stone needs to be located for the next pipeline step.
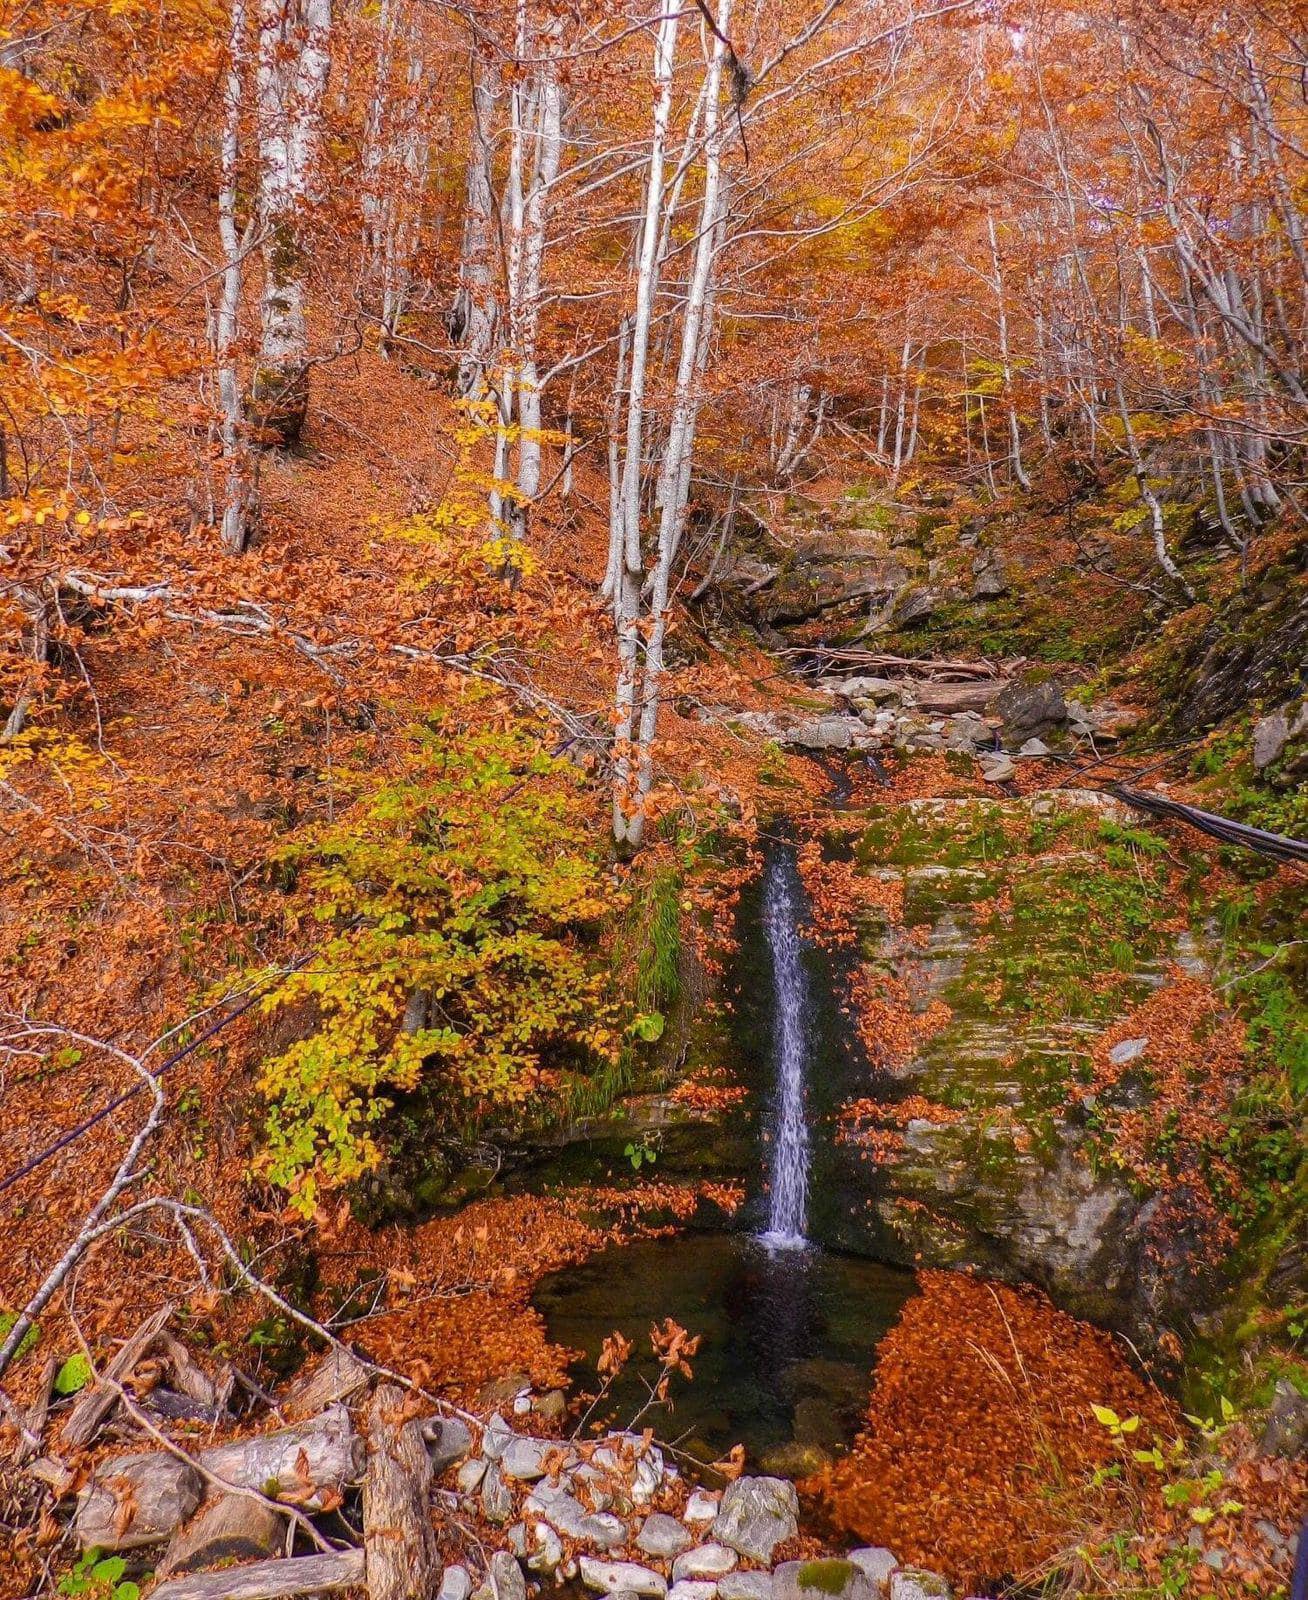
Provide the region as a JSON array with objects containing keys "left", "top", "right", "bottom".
[
  {"left": 888, "top": 1571, "right": 952, "bottom": 1600},
  {"left": 457, "top": 1456, "right": 487, "bottom": 1493},
  {"left": 969, "top": 555, "right": 1008, "bottom": 600},
  {"left": 774, "top": 1561, "right": 872, "bottom": 1600},
  {"left": 428, "top": 1417, "right": 474, "bottom": 1473},
  {"left": 684, "top": 1488, "right": 720, "bottom": 1524},
  {"left": 848, "top": 1549, "right": 898, "bottom": 1596},
  {"left": 667, "top": 1585, "right": 719, "bottom": 1600},
  {"left": 579, "top": 1559, "right": 668, "bottom": 1597},
  {"left": 979, "top": 754, "right": 1015, "bottom": 783},
  {"left": 835, "top": 677, "right": 904, "bottom": 704},
  {"left": 991, "top": 678, "right": 1067, "bottom": 740},
  {"left": 489, "top": 1550, "right": 527, "bottom": 1600},
  {"left": 1260, "top": 1379, "right": 1308, "bottom": 1458},
  {"left": 440, "top": 1565, "right": 473, "bottom": 1600},
  {"left": 506, "top": 1523, "right": 528, "bottom": 1557},
  {"left": 1108, "top": 1037, "right": 1149, "bottom": 1067},
  {"left": 75, "top": 1453, "right": 202, "bottom": 1551},
  {"left": 525, "top": 1487, "right": 626, "bottom": 1550},
  {"left": 782, "top": 717, "right": 856, "bottom": 752},
  {"left": 711, "top": 1476, "right": 799, "bottom": 1563},
  {"left": 718, "top": 1575, "right": 775, "bottom": 1600},
  {"left": 638, "top": 1513, "right": 694, "bottom": 1559},
  {"left": 943, "top": 712, "right": 989, "bottom": 752},
  {"left": 481, "top": 1464, "right": 513, "bottom": 1524},
  {"left": 1016, "top": 737, "right": 1050, "bottom": 758},
  {"left": 483, "top": 1414, "right": 513, "bottom": 1461},
  {"left": 894, "top": 586, "right": 941, "bottom": 627},
  {"left": 501, "top": 1436, "right": 553, "bottom": 1481},
  {"left": 1253, "top": 709, "right": 1291, "bottom": 770},
  {"left": 672, "top": 1545, "right": 738, "bottom": 1582},
  {"left": 528, "top": 1521, "right": 565, "bottom": 1575}
]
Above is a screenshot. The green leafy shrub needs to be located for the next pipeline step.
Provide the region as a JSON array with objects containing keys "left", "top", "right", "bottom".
[{"left": 257, "top": 721, "right": 618, "bottom": 1211}]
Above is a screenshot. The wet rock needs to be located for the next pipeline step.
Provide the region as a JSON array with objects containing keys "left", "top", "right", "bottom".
[
  {"left": 481, "top": 1463, "right": 513, "bottom": 1523},
  {"left": 758, "top": 1440, "right": 834, "bottom": 1477},
  {"left": 847, "top": 1549, "right": 898, "bottom": 1596},
  {"left": 1259, "top": 1379, "right": 1308, "bottom": 1458},
  {"left": 579, "top": 1559, "right": 668, "bottom": 1597},
  {"left": 672, "top": 1545, "right": 738, "bottom": 1582},
  {"left": 711, "top": 1476, "right": 799, "bottom": 1563},
  {"left": 888, "top": 1572, "right": 951, "bottom": 1600},
  {"left": 440, "top": 1565, "right": 473, "bottom": 1600},
  {"left": 429, "top": 1417, "right": 474, "bottom": 1473},
  {"left": 774, "top": 1560, "right": 873, "bottom": 1600},
  {"left": 639, "top": 1514, "right": 694, "bottom": 1559},
  {"left": 991, "top": 679, "right": 1067, "bottom": 741},
  {"left": 718, "top": 1575, "right": 775, "bottom": 1600},
  {"left": 534, "top": 1389, "right": 568, "bottom": 1423}
]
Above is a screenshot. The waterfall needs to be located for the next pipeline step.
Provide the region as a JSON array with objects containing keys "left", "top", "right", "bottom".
[{"left": 759, "top": 847, "right": 811, "bottom": 1251}]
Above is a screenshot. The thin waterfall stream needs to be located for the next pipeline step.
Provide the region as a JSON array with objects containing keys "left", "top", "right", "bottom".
[{"left": 759, "top": 846, "right": 812, "bottom": 1250}]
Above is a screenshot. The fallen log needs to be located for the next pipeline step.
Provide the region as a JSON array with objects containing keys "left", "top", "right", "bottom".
[
  {"left": 147, "top": 1549, "right": 365, "bottom": 1600},
  {"left": 61, "top": 1304, "right": 174, "bottom": 1451},
  {"left": 284, "top": 1347, "right": 369, "bottom": 1422},
  {"left": 910, "top": 681, "right": 1007, "bottom": 713},
  {"left": 71, "top": 1406, "right": 361, "bottom": 1550},
  {"left": 160, "top": 1493, "right": 286, "bottom": 1575},
  {"left": 197, "top": 1404, "right": 362, "bottom": 1510},
  {"left": 363, "top": 1383, "right": 439, "bottom": 1600},
  {"left": 782, "top": 645, "right": 1007, "bottom": 679}
]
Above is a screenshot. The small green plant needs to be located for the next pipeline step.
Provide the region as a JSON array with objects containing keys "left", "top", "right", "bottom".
[
  {"left": 59, "top": 1550, "right": 144, "bottom": 1600},
  {"left": 624, "top": 1136, "right": 659, "bottom": 1171},
  {"left": 53, "top": 1353, "right": 92, "bottom": 1395}
]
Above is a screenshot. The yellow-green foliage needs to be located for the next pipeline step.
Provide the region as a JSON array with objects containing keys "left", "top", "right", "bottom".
[{"left": 257, "top": 721, "right": 617, "bottom": 1211}]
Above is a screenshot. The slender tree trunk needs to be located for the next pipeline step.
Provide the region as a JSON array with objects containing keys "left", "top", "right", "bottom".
[
  {"left": 218, "top": 0, "right": 252, "bottom": 552},
  {"left": 455, "top": 53, "right": 498, "bottom": 398},
  {"left": 251, "top": 0, "right": 331, "bottom": 446}
]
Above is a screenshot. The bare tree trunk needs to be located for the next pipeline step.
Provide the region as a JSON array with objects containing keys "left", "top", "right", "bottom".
[
  {"left": 218, "top": 0, "right": 252, "bottom": 551},
  {"left": 612, "top": 0, "right": 680, "bottom": 848},
  {"left": 1115, "top": 380, "right": 1195, "bottom": 600},
  {"left": 987, "top": 211, "right": 1030, "bottom": 490},
  {"left": 252, "top": 0, "right": 332, "bottom": 445},
  {"left": 601, "top": 316, "right": 631, "bottom": 606},
  {"left": 455, "top": 53, "right": 499, "bottom": 397}
]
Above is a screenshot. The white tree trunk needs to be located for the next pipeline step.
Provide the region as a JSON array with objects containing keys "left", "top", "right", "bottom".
[
  {"left": 218, "top": 0, "right": 252, "bottom": 552},
  {"left": 987, "top": 211, "right": 1030, "bottom": 490},
  {"left": 455, "top": 54, "right": 499, "bottom": 398},
  {"left": 612, "top": 0, "right": 680, "bottom": 847},
  {"left": 253, "top": 0, "right": 332, "bottom": 444}
]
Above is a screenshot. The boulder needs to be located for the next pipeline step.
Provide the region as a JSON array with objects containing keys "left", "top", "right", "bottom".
[
  {"left": 481, "top": 1464, "right": 514, "bottom": 1524},
  {"left": 1016, "top": 737, "right": 1050, "bottom": 759},
  {"left": 638, "top": 1514, "right": 694, "bottom": 1559},
  {"left": 501, "top": 1436, "right": 553, "bottom": 1481},
  {"left": 781, "top": 717, "right": 856, "bottom": 752},
  {"left": 525, "top": 1487, "right": 625, "bottom": 1550},
  {"left": 847, "top": 1550, "right": 898, "bottom": 1596},
  {"left": 1253, "top": 699, "right": 1308, "bottom": 772},
  {"left": 893, "top": 587, "right": 942, "bottom": 628},
  {"left": 684, "top": 1489, "right": 720, "bottom": 1525},
  {"left": 774, "top": 1561, "right": 873, "bottom": 1600},
  {"left": 482, "top": 1414, "right": 513, "bottom": 1461},
  {"left": 428, "top": 1417, "right": 474, "bottom": 1474},
  {"left": 711, "top": 1476, "right": 799, "bottom": 1563},
  {"left": 528, "top": 1521, "right": 565, "bottom": 1575},
  {"left": 75, "top": 1454, "right": 202, "bottom": 1552},
  {"left": 672, "top": 1545, "right": 738, "bottom": 1582},
  {"left": 1260, "top": 1379, "right": 1308, "bottom": 1458},
  {"left": 990, "top": 679, "right": 1067, "bottom": 741},
  {"left": 579, "top": 1560, "right": 668, "bottom": 1597},
  {"left": 969, "top": 555, "right": 1008, "bottom": 600},
  {"left": 834, "top": 678, "right": 904, "bottom": 704},
  {"left": 457, "top": 1456, "right": 487, "bottom": 1493}
]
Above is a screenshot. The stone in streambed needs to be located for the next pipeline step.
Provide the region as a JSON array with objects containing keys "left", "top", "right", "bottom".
[
  {"left": 638, "top": 1513, "right": 694, "bottom": 1558},
  {"left": 457, "top": 1455, "right": 487, "bottom": 1493},
  {"left": 579, "top": 1559, "right": 668, "bottom": 1597},
  {"left": 775, "top": 1561, "right": 873, "bottom": 1600},
  {"left": 481, "top": 1463, "right": 513, "bottom": 1523},
  {"left": 711, "top": 1476, "right": 799, "bottom": 1563},
  {"left": 888, "top": 1571, "right": 952, "bottom": 1600},
  {"left": 668, "top": 1584, "right": 720, "bottom": 1600},
  {"left": 525, "top": 1487, "right": 625, "bottom": 1550},
  {"left": 979, "top": 753, "right": 1015, "bottom": 783},
  {"left": 684, "top": 1488, "right": 720, "bottom": 1524},
  {"left": 501, "top": 1436, "right": 555, "bottom": 1480},
  {"left": 439, "top": 1566, "right": 473, "bottom": 1600},
  {"left": 672, "top": 1545, "right": 738, "bottom": 1582},
  {"left": 718, "top": 1575, "right": 776, "bottom": 1600},
  {"left": 482, "top": 1414, "right": 513, "bottom": 1461},
  {"left": 847, "top": 1549, "right": 898, "bottom": 1596},
  {"left": 428, "top": 1417, "right": 474, "bottom": 1473}
]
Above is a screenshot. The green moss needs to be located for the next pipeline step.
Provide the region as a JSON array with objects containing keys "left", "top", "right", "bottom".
[{"left": 797, "top": 1561, "right": 859, "bottom": 1595}]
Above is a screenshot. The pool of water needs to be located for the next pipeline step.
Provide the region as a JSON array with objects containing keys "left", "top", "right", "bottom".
[{"left": 534, "top": 1230, "right": 916, "bottom": 1473}]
